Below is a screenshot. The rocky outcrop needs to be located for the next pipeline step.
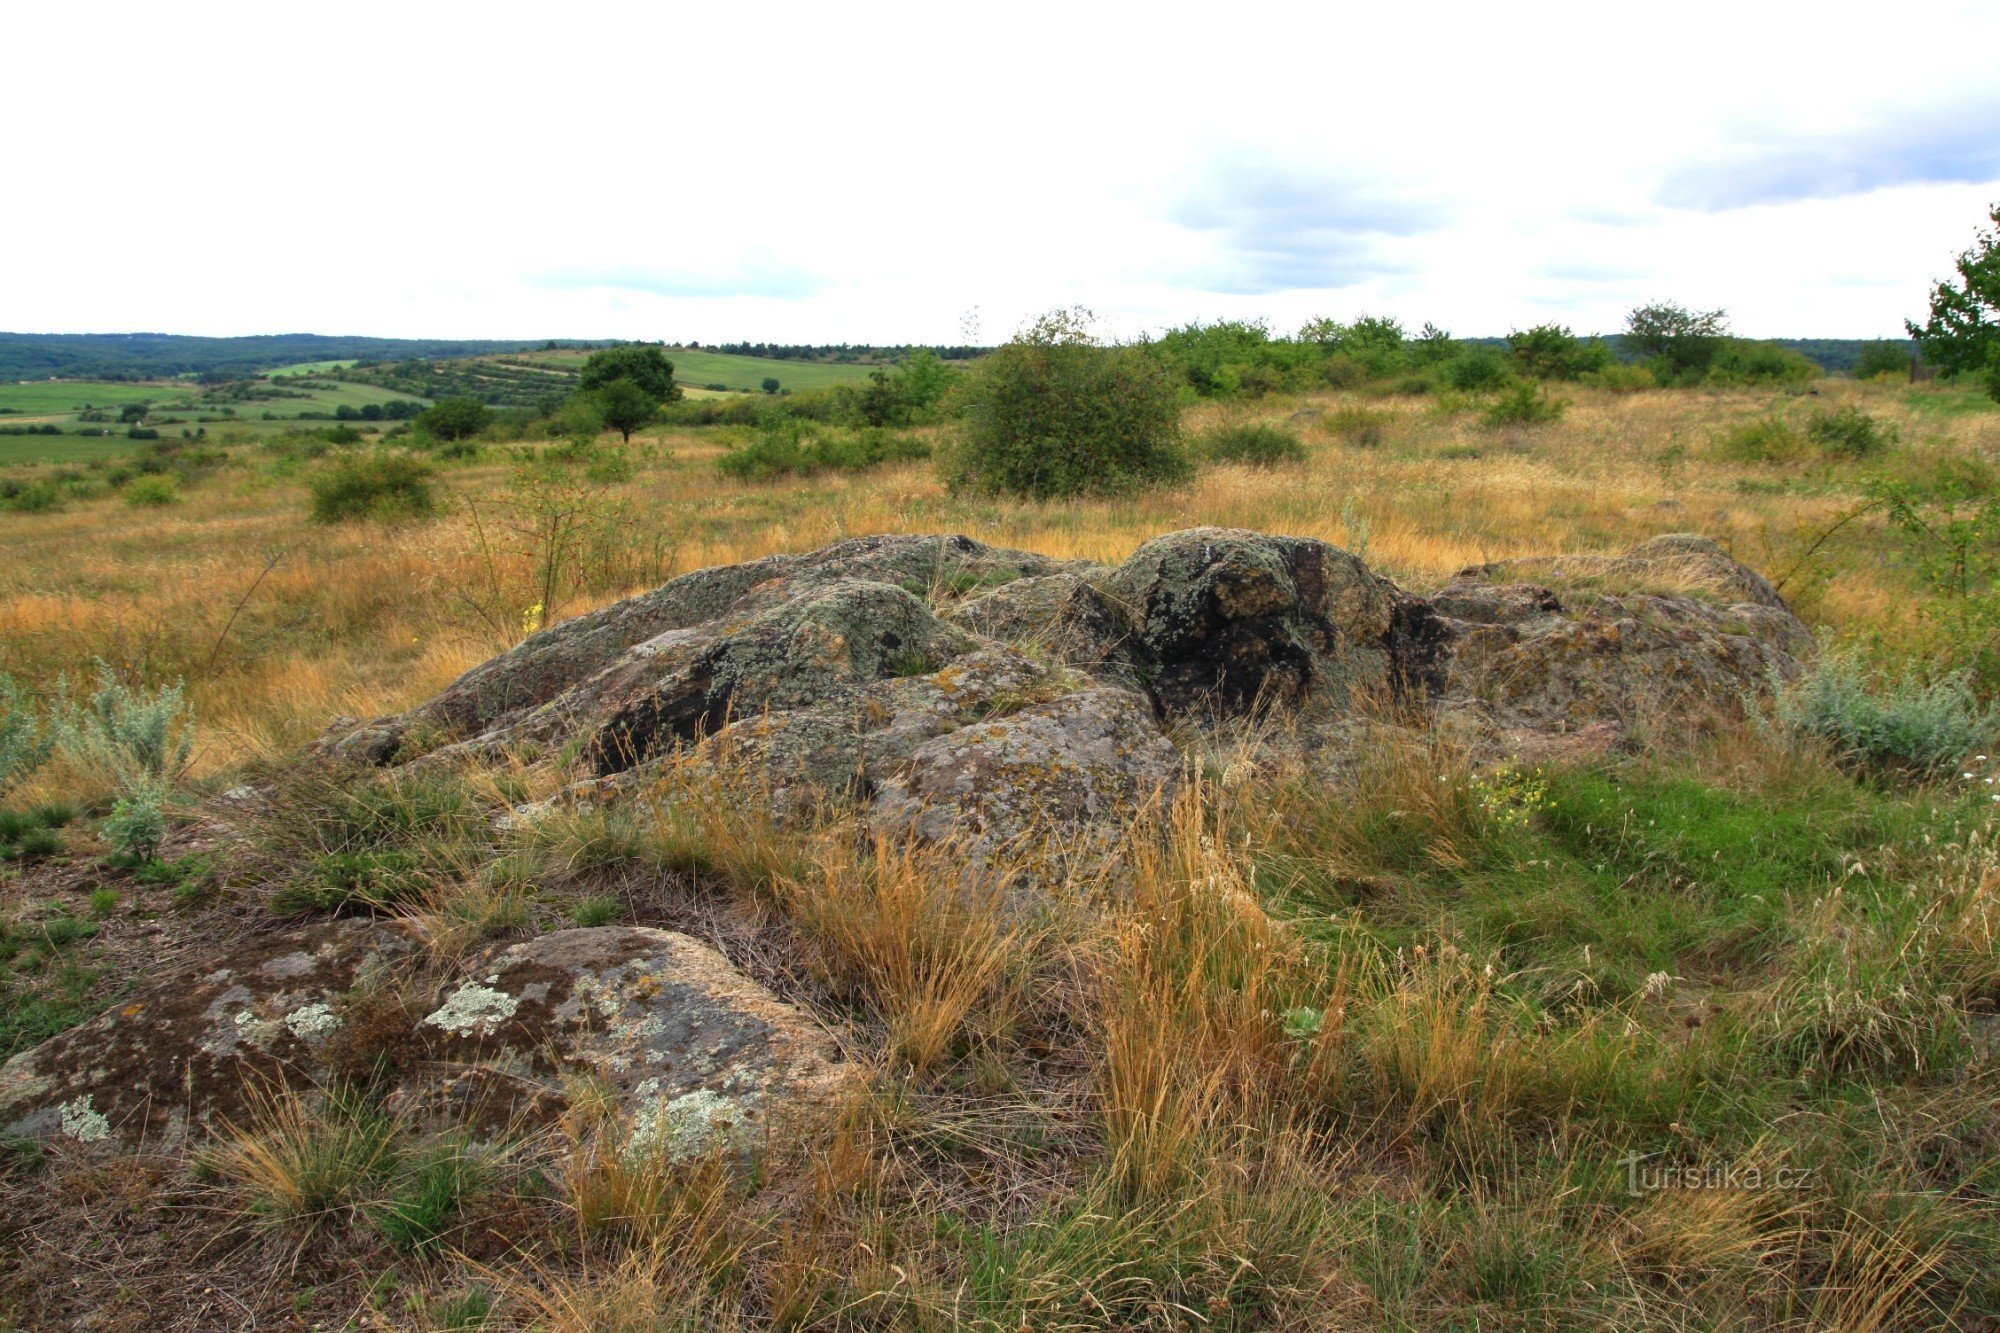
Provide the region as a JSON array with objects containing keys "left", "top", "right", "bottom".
[
  {"left": 0, "top": 922, "right": 852, "bottom": 1155},
  {"left": 318, "top": 528, "right": 1812, "bottom": 847}
]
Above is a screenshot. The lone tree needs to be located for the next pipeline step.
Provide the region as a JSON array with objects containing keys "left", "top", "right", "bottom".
[
  {"left": 1910, "top": 203, "right": 2000, "bottom": 403},
  {"left": 1625, "top": 302, "right": 1729, "bottom": 380},
  {"left": 950, "top": 308, "right": 1187, "bottom": 499},
  {"left": 761, "top": 376, "right": 780, "bottom": 394},
  {"left": 592, "top": 378, "right": 658, "bottom": 444},
  {"left": 577, "top": 344, "right": 682, "bottom": 404},
  {"left": 415, "top": 396, "right": 492, "bottom": 443}
]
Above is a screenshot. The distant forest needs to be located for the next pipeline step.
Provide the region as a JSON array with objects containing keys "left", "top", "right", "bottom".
[
  {"left": 0, "top": 331, "right": 1917, "bottom": 383},
  {"left": 0, "top": 333, "right": 560, "bottom": 381}
]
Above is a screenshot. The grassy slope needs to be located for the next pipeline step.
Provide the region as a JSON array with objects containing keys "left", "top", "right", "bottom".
[{"left": 519, "top": 346, "right": 883, "bottom": 394}]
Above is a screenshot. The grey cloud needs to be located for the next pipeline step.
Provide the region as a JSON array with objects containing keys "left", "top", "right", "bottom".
[
  {"left": 1658, "top": 97, "right": 2000, "bottom": 210},
  {"left": 1163, "top": 155, "right": 1444, "bottom": 294}
]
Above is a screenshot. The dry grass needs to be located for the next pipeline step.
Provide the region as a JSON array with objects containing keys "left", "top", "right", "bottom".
[{"left": 2, "top": 379, "right": 1985, "bottom": 792}]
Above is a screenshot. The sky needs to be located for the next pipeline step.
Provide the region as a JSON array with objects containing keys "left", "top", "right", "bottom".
[{"left": 5, "top": 0, "right": 1998, "bottom": 344}]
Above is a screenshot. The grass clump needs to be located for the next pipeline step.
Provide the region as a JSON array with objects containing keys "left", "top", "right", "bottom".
[
  {"left": 949, "top": 307, "right": 1188, "bottom": 498},
  {"left": 1775, "top": 648, "right": 1988, "bottom": 780},
  {"left": 1194, "top": 422, "right": 1306, "bottom": 467},
  {"left": 0, "top": 673, "right": 54, "bottom": 800},
  {"left": 1806, "top": 405, "right": 1898, "bottom": 458},
  {"left": 1483, "top": 381, "right": 1569, "bottom": 427},
  {"left": 307, "top": 451, "right": 437, "bottom": 523},
  {"left": 122, "top": 475, "right": 178, "bottom": 507},
  {"left": 1716, "top": 416, "right": 1804, "bottom": 463},
  {"left": 1324, "top": 404, "right": 1391, "bottom": 446}
]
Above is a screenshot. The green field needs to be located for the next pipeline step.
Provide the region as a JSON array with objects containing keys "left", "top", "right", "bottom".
[
  {"left": 266, "top": 359, "right": 360, "bottom": 378},
  {"left": 0, "top": 433, "right": 157, "bottom": 465},
  {"left": 519, "top": 347, "right": 883, "bottom": 394},
  {"left": 0, "top": 380, "right": 198, "bottom": 418}
]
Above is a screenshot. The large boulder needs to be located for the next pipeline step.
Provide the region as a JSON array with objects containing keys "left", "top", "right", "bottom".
[
  {"left": 1098, "top": 528, "right": 1414, "bottom": 717},
  {"left": 314, "top": 528, "right": 1812, "bottom": 850},
  {"left": 1427, "top": 535, "right": 1812, "bottom": 737},
  {"left": 0, "top": 921, "right": 853, "bottom": 1157},
  {"left": 871, "top": 687, "right": 1183, "bottom": 860}
]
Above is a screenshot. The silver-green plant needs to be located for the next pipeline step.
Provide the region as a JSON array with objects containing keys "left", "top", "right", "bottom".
[
  {"left": 59, "top": 662, "right": 193, "bottom": 790},
  {"left": 102, "top": 775, "right": 170, "bottom": 863},
  {"left": 1774, "top": 644, "right": 1989, "bottom": 780},
  {"left": 0, "top": 673, "right": 54, "bottom": 799}
]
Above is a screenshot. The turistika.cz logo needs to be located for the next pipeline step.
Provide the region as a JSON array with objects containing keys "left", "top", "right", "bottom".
[{"left": 1618, "top": 1153, "right": 1815, "bottom": 1197}]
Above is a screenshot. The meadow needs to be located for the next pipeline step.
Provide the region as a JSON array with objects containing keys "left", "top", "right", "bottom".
[
  {"left": 3, "top": 370, "right": 2000, "bottom": 1327},
  {"left": 520, "top": 346, "right": 889, "bottom": 394}
]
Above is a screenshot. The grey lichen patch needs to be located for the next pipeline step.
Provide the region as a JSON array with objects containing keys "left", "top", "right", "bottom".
[
  {"left": 57, "top": 1095, "right": 111, "bottom": 1144},
  {"left": 424, "top": 983, "right": 520, "bottom": 1036},
  {"left": 628, "top": 1083, "right": 752, "bottom": 1160},
  {"left": 284, "top": 1002, "right": 343, "bottom": 1042}
]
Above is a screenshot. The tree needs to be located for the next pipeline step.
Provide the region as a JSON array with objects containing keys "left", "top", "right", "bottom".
[
  {"left": 760, "top": 376, "right": 780, "bottom": 394},
  {"left": 592, "top": 378, "right": 657, "bottom": 444},
  {"left": 1909, "top": 203, "right": 2000, "bottom": 402},
  {"left": 1852, "top": 340, "right": 1914, "bottom": 380},
  {"left": 1625, "top": 302, "right": 1729, "bottom": 379},
  {"left": 950, "top": 308, "right": 1187, "bottom": 499},
  {"left": 577, "top": 344, "right": 682, "bottom": 404},
  {"left": 415, "top": 396, "right": 492, "bottom": 442}
]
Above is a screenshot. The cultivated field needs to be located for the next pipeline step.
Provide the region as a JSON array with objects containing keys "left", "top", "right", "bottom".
[{"left": 3, "top": 375, "right": 2000, "bottom": 1327}]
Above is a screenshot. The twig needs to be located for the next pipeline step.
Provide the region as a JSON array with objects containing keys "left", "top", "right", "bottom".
[
  {"left": 1773, "top": 499, "right": 1883, "bottom": 595},
  {"left": 203, "top": 549, "right": 285, "bottom": 675}
]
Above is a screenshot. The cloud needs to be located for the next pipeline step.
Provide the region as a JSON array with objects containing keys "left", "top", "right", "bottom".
[
  {"left": 1161, "top": 154, "right": 1443, "bottom": 294},
  {"left": 531, "top": 252, "right": 824, "bottom": 301},
  {"left": 1537, "top": 259, "right": 1643, "bottom": 283},
  {"left": 1658, "top": 97, "right": 2000, "bottom": 210}
]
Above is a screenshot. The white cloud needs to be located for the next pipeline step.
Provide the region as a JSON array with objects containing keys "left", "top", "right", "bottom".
[{"left": 3, "top": 0, "right": 1997, "bottom": 341}]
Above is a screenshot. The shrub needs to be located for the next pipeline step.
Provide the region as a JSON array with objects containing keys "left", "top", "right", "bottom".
[
  {"left": 1507, "top": 324, "right": 1613, "bottom": 380},
  {"left": 952, "top": 309, "right": 1188, "bottom": 498},
  {"left": 1194, "top": 423, "right": 1306, "bottom": 467},
  {"left": 307, "top": 452, "right": 437, "bottom": 523},
  {"left": 1441, "top": 350, "right": 1513, "bottom": 392},
  {"left": 1775, "top": 648, "right": 1988, "bottom": 779},
  {"left": 1482, "top": 382, "right": 1568, "bottom": 428},
  {"left": 123, "top": 476, "right": 178, "bottom": 507},
  {"left": 1852, "top": 340, "right": 1913, "bottom": 380},
  {"left": 59, "top": 664, "right": 192, "bottom": 788},
  {"left": 1716, "top": 417, "right": 1805, "bottom": 464},
  {"left": 716, "top": 422, "right": 929, "bottom": 481},
  {"left": 1806, "top": 405, "right": 1898, "bottom": 458},
  {"left": 1706, "top": 340, "right": 1821, "bottom": 386},
  {"left": 1578, "top": 362, "right": 1656, "bottom": 393},
  {"left": 103, "top": 777, "right": 169, "bottom": 862},
  {"left": 2, "top": 482, "right": 63, "bottom": 514},
  {"left": 1324, "top": 405, "right": 1391, "bottom": 447},
  {"left": 0, "top": 675, "right": 53, "bottom": 800}
]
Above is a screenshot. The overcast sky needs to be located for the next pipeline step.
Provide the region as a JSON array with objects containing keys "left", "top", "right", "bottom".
[{"left": 7, "top": 0, "right": 1998, "bottom": 343}]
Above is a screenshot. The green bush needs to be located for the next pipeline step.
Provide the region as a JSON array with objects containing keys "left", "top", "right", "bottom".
[
  {"left": 1482, "top": 382, "right": 1567, "bottom": 427},
  {"left": 951, "top": 310, "right": 1188, "bottom": 498},
  {"left": 1194, "top": 423, "right": 1306, "bottom": 467},
  {"left": 1776, "top": 648, "right": 1988, "bottom": 779},
  {"left": 1507, "top": 324, "right": 1613, "bottom": 380},
  {"left": 1706, "top": 340, "right": 1821, "bottom": 386},
  {"left": 1852, "top": 341, "right": 1913, "bottom": 380},
  {"left": 1441, "top": 350, "right": 1513, "bottom": 392},
  {"left": 716, "top": 423, "right": 930, "bottom": 481},
  {"left": 1807, "top": 405, "right": 1898, "bottom": 458},
  {"left": 2, "top": 482, "right": 64, "bottom": 514},
  {"left": 414, "top": 397, "right": 493, "bottom": 444},
  {"left": 123, "top": 476, "right": 178, "bottom": 507},
  {"left": 307, "top": 452, "right": 438, "bottom": 523},
  {"left": 1577, "top": 363, "right": 1656, "bottom": 393},
  {"left": 1716, "top": 416, "right": 1804, "bottom": 463}
]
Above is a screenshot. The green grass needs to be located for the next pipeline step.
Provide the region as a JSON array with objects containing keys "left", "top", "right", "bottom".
[
  {"left": 0, "top": 380, "right": 197, "bottom": 417},
  {"left": 267, "top": 359, "right": 360, "bottom": 378},
  {"left": 0, "top": 434, "right": 155, "bottom": 465},
  {"left": 520, "top": 347, "right": 883, "bottom": 394}
]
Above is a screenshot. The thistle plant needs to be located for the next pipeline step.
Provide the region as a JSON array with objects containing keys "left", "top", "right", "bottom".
[{"left": 55, "top": 663, "right": 195, "bottom": 864}]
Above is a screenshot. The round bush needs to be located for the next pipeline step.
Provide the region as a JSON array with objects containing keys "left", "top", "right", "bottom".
[
  {"left": 949, "top": 311, "right": 1187, "bottom": 499},
  {"left": 307, "top": 452, "right": 438, "bottom": 524}
]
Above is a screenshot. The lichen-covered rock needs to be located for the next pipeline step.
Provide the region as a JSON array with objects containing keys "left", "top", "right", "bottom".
[
  {"left": 1099, "top": 527, "right": 1409, "bottom": 717},
  {"left": 0, "top": 922, "right": 852, "bottom": 1156},
  {"left": 943, "top": 572, "right": 1145, "bottom": 690},
  {"left": 0, "top": 919, "right": 419, "bottom": 1149},
  {"left": 316, "top": 534, "right": 1069, "bottom": 766},
  {"left": 1428, "top": 535, "right": 1812, "bottom": 736},
  {"left": 307, "top": 528, "right": 1813, "bottom": 848},
  {"left": 420, "top": 927, "right": 853, "bottom": 1157},
  {"left": 871, "top": 687, "right": 1182, "bottom": 858}
]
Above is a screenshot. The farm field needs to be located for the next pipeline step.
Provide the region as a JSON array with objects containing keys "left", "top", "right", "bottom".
[{"left": 517, "top": 345, "right": 888, "bottom": 393}]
